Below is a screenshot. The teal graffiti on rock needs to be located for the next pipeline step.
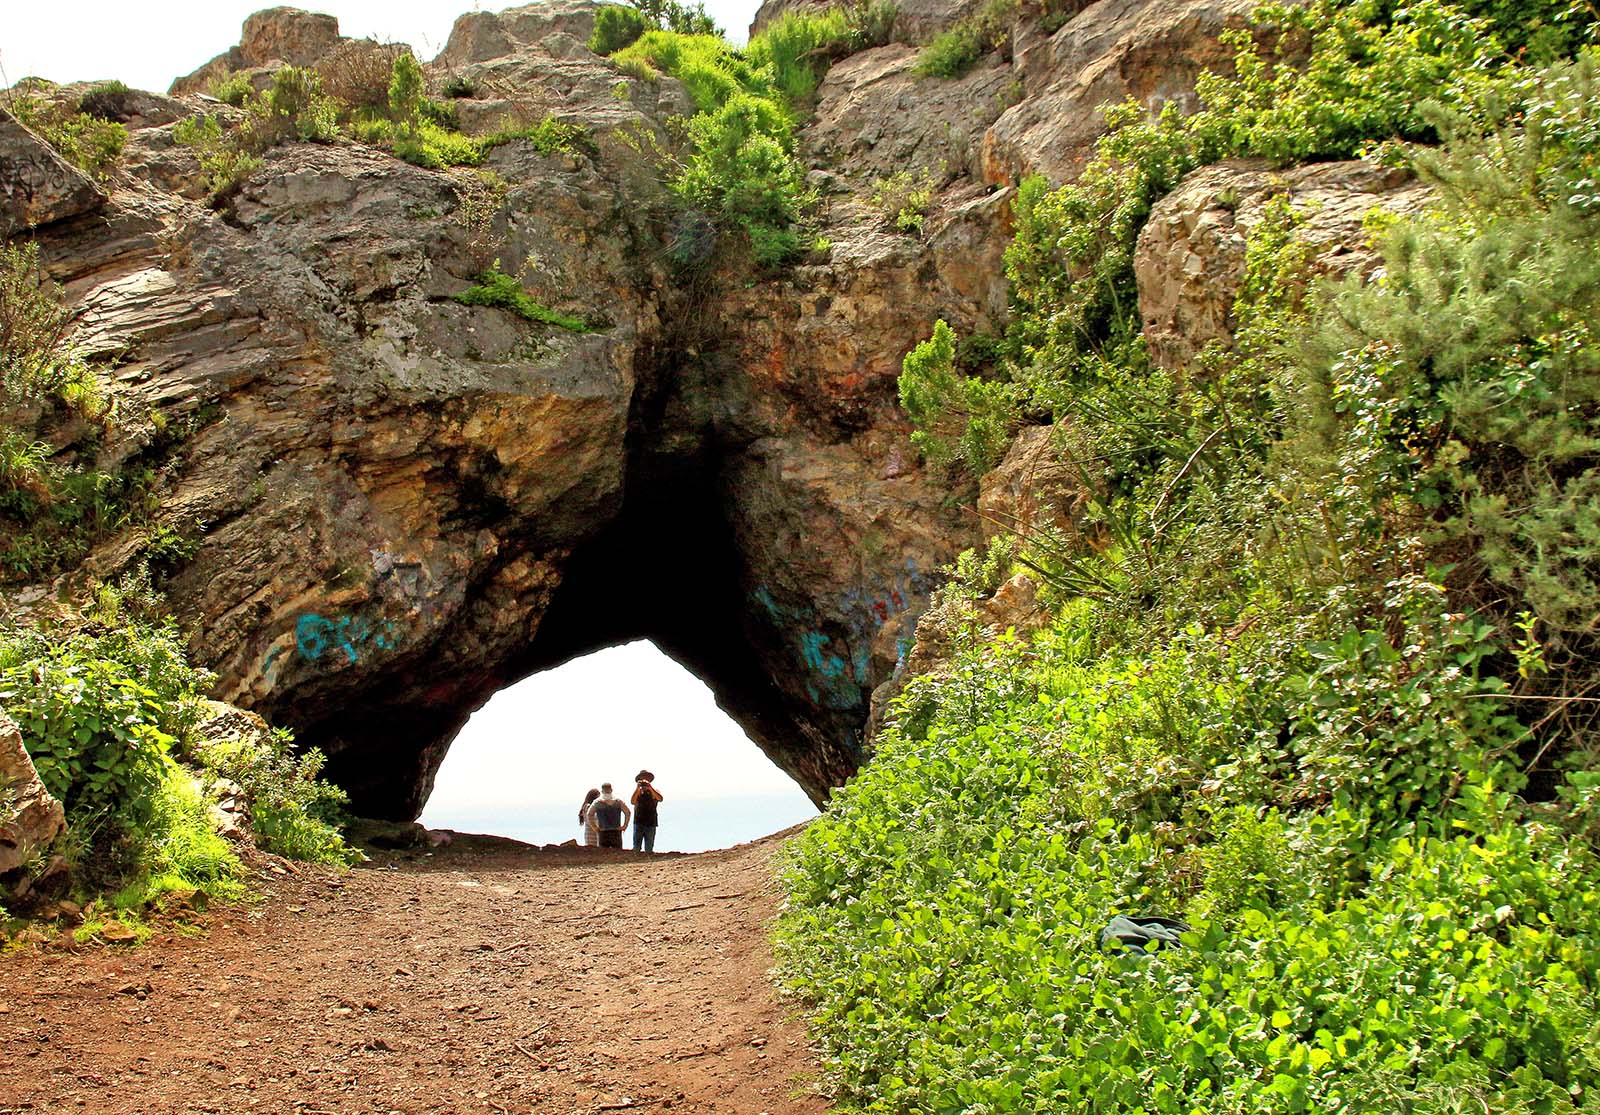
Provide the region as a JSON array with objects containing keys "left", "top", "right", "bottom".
[{"left": 288, "top": 610, "right": 403, "bottom": 668}]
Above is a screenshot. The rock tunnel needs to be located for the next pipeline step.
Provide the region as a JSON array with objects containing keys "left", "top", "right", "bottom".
[
  {"left": 241, "top": 341, "right": 965, "bottom": 820},
  {"left": 10, "top": 1, "right": 1000, "bottom": 825}
]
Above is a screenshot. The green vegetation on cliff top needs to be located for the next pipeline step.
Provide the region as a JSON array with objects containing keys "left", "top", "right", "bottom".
[{"left": 783, "top": 1, "right": 1600, "bottom": 1112}]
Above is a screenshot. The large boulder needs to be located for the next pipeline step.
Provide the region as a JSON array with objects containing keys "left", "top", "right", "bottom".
[
  {"left": 171, "top": 6, "right": 344, "bottom": 95},
  {"left": 434, "top": 0, "right": 604, "bottom": 68},
  {"left": 1134, "top": 159, "right": 1431, "bottom": 374},
  {"left": 978, "top": 424, "right": 1095, "bottom": 542},
  {"left": 805, "top": 45, "right": 1017, "bottom": 183},
  {"left": 0, "top": 109, "right": 105, "bottom": 237},
  {"left": 0, "top": 710, "right": 66, "bottom": 880}
]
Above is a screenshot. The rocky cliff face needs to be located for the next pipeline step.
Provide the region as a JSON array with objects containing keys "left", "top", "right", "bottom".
[{"left": 3, "top": 0, "right": 1389, "bottom": 820}]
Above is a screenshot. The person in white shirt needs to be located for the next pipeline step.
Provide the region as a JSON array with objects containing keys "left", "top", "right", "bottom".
[{"left": 578, "top": 788, "right": 601, "bottom": 847}]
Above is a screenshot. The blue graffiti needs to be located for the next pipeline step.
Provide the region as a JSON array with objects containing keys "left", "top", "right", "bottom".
[
  {"left": 753, "top": 556, "right": 939, "bottom": 710},
  {"left": 261, "top": 609, "right": 404, "bottom": 676}
]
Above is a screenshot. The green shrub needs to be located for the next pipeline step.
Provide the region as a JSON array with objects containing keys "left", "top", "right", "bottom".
[
  {"left": 672, "top": 91, "right": 812, "bottom": 266},
  {"left": 0, "top": 241, "right": 102, "bottom": 409},
  {"left": 251, "top": 65, "right": 338, "bottom": 144},
  {"left": 173, "top": 113, "right": 265, "bottom": 196},
  {"left": 631, "top": 0, "right": 720, "bottom": 35},
  {"left": 209, "top": 73, "right": 254, "bottom": 107},
  {"left": 0, "top": 622, "right": 210, "bottom": 847},
  {"left": 590, "top": 4, "right": 653, "bottom": 55},
  {"left": 744, "top": 9, "right": 854, "bottom": 103},
  {"left": 612, "top": 31, "right": 762, "bottom": 112},
  {"left": 501, "top": 116, "right": 588, "bottom": 157},
  {"left": 915, "top": 0, "right": 1014, "bottom": 78},
  {"left": 5, "top": 93, "right": 127, "bottom": 183},
  {"left": 897, "top": 319, "right": 1019, "bottom": 475},
  {"left": 137, "top": 768, "right": 245, "bottom": 903},
  {"left": 868, "top": 168, "right": 934, "bottom": 234},
  {"left": 453, "top": 264, "right": 591, "bottom": 331},
  {"left": 387, "top": 50, "right": 426, "bottom": 126},
  {"left": 193, "top": 728, "right": 355, "bottom": 866}
]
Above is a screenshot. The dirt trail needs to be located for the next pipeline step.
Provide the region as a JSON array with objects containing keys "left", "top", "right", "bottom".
[{"left": 0, "top": 831, "right": 832, "bottom": 1115}]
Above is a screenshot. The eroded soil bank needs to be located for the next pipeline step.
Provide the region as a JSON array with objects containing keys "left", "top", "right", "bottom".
[{"left": 0, "top": 832, "right": 828, "bottom": 1115}]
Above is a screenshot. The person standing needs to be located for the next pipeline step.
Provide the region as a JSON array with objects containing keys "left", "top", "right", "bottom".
[
  {"left": 590, "top": 783, "right": 630, "bottom": 849},
  {"left": 578, "top": 787, "right": 601, "bottom": 847},
  {"left": 631, "top": 770, "right": 663, "bottom": 853}
]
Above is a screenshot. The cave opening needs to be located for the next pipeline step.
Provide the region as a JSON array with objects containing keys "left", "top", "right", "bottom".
[{"left": 417, "top": 640, "right": 818, "bottom": 852}]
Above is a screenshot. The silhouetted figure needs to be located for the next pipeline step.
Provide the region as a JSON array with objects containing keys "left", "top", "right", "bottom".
[
  {"left": 590, "top": 783, "right": 630, "bottom": 849},
  {"left": 631, "top": 770, "right": 663, "bottom": 853},
  {"left": 578, "top": 787, "right": 601, "bottom": 847}
]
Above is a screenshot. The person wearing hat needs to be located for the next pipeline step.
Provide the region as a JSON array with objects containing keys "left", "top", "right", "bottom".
[{"left": 630, "top": 770, "right": 663, "bottom": 853}]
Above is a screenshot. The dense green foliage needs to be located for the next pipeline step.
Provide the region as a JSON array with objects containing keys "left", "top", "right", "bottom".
[
  {"left": 192, "top": 727, "right": 354, "bottom": 865},
  {"left": 609, "top": 7, "right": 880, "bottom": 266},
  {"left": 3, "top": 84, "right": 127, "bottom": 183},
  {"left": 590, "top": 4, "right": 654, "bottom": 56},
  {"left": 0, "top": 241, "right": 150, "bottom": 583},
  {"left": 0, "top": 605, "right": 355, "bottom": 912},
  {"left": 791, "top": 2, "right": 1600, "bottom": 1111},
  {"left": 452, "top": 265, "right": 592, "bottom": 331},
  {"left": 897, "top": 319, "right": 1019, "bottom": 474}
]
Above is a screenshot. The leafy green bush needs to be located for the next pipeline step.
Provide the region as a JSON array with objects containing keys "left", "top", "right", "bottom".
[
  {"left": 869, "top": 169, "right": 934, "bottom": 234},
  {"left": 193, "top": 728, "right": 355, "bottom": 865},
  {"left": 173, "top": 114, "right": 265, "bottom": 197},
  {"left": 209, "top": 73, "right": 254, "bottom": 107},
  {"left": 744, "top": 9, "right": 854, "bottom": 103},
  {"left": 897, "top": 319, "right": 1020, "bottom": 474},
  {"left": 630, "top": 0, "right": 720, "bottom": 35},
  {"left": 453, "top": 264, "right": 591, "bottom": 331},
  {"left": 251, "top": 65, "right": 339, "bottom": 144},
  {"left": 673, "top": 91, "right": 813, "bottom": 265},
  {"left": 0, "top": 620, "right": 212, "bottom": 896},
  {"left": 916, "top": 0, "right": 1010, "bottom": 79},
  {"left": 612, "top": 31, "right": 763, "bottom": 112},
  {"left": 790, "top": 13, "right": 1600, "bottom": 1115},
  {"left": 591, "top": 4, "right": 653, "bottom": 55},
  {"left": 4, "top": 92, "right": 126, "bottom": 183},
  {"left": 0, "top": 241, "right": 102, "bottom": 408},
  {"left": 780, "top": 601, "right": 1600, "bottom": 1113}
]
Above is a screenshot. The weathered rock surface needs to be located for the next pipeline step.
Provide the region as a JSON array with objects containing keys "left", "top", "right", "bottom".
[
  {"left": 8, "top": 1, "right": 1014, "bottom": 818},
  {"left": 0, "top": 109, "right": 105, "bottom": 237},
  {"left": 805, "top": 45, "right": 1016, "bottom": 182},
  {"left": 1135, "top": 159, "right": 1431, "bottom": 374},
  {"left": 0, "top": 709, "right": 67, "bottom": 881},
  {"left": 978, "top": 424, "right": 1094, "bottom": 541},
  {"left": 984, "top": 0, "right": 1256, "bottom": 184}
]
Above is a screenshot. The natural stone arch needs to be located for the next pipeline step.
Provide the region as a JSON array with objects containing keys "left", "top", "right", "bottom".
[{"left": 10, "top": 0, "right": 1023, "bottom": 821}]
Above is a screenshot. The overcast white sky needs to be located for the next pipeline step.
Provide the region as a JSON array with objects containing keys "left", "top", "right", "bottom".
[{"left": 0, "top": 0, "right": 764, "bottom": 93}]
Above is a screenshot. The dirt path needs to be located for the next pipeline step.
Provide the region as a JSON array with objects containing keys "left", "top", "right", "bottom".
[{"left": 0, "top": 831, "right": 832, "bottom": 1115}]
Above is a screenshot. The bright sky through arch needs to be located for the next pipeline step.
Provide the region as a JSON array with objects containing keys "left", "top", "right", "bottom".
[
  {"left": 419, "top": 641, "right": 819, "bottom": 852},
  {"left": 0, "top": 0, "right": 764, "bottom": 95}
]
